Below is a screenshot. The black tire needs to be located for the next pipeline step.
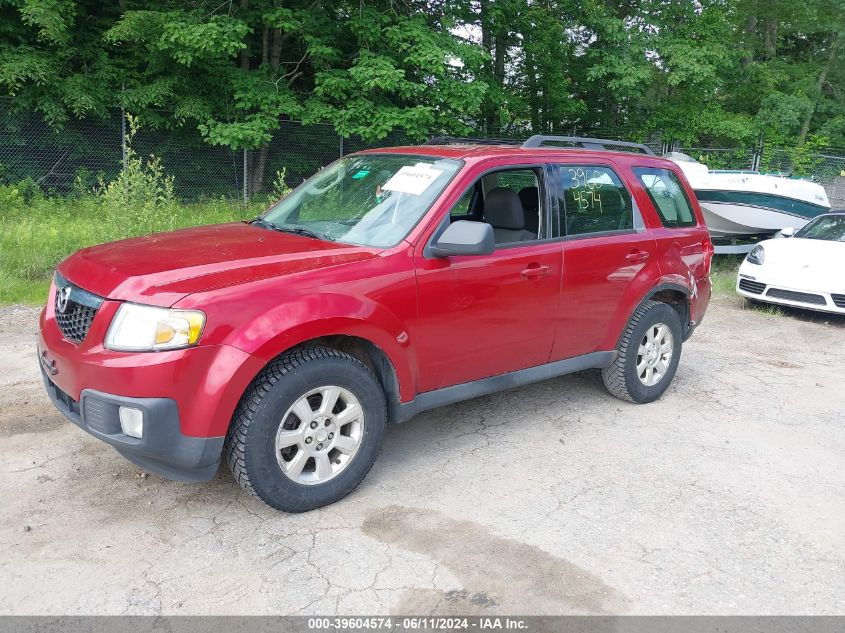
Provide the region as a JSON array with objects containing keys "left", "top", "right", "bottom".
[
  {"left": 601, "top": 300, "right": 683, "bottom": 404},
  {"left": 224, "top": 346, "right": 386, "bottom": 512}
]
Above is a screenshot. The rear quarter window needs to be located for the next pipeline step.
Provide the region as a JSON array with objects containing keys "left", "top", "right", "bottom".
[{"left": 634, "top": 167, "right": 697, "bottom": 228}]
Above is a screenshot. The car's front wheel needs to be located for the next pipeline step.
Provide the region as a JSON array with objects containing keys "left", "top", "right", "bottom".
[
  {"left": 601, "top": 299, "right": 683, "bottom": 403},
  {"left": 224, "top": 347, "right": 386, "bottom": 512}
]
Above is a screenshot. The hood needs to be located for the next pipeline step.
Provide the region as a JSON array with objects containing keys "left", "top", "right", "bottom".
[
  {"left": 753, "top": 237, "right": 845, "bottom": 293},
  {"left": 57, "top": 223, "right": 378, "bottom": 306}
]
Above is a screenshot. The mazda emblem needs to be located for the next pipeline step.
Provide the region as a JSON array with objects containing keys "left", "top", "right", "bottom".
[{"left": 57, "top": 286, "right": 72, "bottom": 313}]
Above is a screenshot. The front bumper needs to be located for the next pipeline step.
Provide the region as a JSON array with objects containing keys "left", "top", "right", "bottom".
[
  {"left": 736, "top": 271, "right": 845, "bottom": 315},
  {"left": 37, "top": 279, "right": 267, "bottom": 481},
  {"left": 42, "top": 368, "right": 224, "bottom": 481}
]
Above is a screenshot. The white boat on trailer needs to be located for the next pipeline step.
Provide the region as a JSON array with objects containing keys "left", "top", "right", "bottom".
[{"left": 666, "top": 152, "right": 831, "bottom": 253}]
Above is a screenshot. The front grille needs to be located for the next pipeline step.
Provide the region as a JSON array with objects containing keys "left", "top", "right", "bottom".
[
  {"left": 766, "top": 288, "right": 826, "bottom": 306},
  {"left": 738, "top": 278, "right": 766, "bottom": 295},
  {"left": 832, "top": 294, "right": 845, "bottom": 309},
  {"left": 54, "top": 273, "right": 104, "bottom": 344},
  {"left": 44, "top": 374, "right": 80, "bottom": 419}
]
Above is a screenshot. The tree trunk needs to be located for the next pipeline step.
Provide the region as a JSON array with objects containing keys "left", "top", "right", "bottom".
[
  {"left": 262, "top": 27, "right": 269, "bottom": 66},
  {"left": 271, "top": 27, "right": 282, "bottom": 69},
  {"left": 763, "top": 18, "right": 777, "bottom": 60},
  {"left": 540, "top": 86, "right": 549, "bottom": 133},
  {"left": 480, "top": 0, "right": 496, "bottom": 132},
  {"left": 251, "top": 146, "right": 270, "bottom": 195},
  {"left": 480, "top": 0, "right": 492, "bottom": 55},
  {"left": 239, "top": 0, "right": 249, "bottom": 70},
  {"left": 490, "top": 26, "right": 507, "bottom": 134},
  {"left": 798, "top": 33, "right": 839, "bottom": 145},
  {"left": 250, "top": 28, "right": 284, "bottom": 195},
  {"left": 741, "top": 13, "right": 757, "bottom": 67},
  {"left": 494, "top": 30, "right": 506, "bottom": 86},
  {"left": 525, "top": 42, "right": 539, "bottom": 132}
]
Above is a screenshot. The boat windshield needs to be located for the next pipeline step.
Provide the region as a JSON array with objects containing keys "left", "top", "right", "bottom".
[
  {"left": 664, "top": 152, "right": 700, "bottom": 164},
  {"left": 794, "top": 215, "right": 845, "bottom": 242},
  {"left": 259, "top": 154, "right": 462, "bottom": 247}
]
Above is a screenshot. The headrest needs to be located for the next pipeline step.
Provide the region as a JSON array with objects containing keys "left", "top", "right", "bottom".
[
  {"left": 518, "top": 187, "right": 539, "bottom": 210},
  {"left": 485, "top": 188, "right": 525, "bottom": 230}
]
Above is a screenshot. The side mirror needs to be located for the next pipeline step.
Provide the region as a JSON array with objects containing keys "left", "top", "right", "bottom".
[
  {"left": 780, "top": 227, "right": 795, "bottom": 238},
  {"left": 430, "top": 220, "right": 495, "bottom": 257}
]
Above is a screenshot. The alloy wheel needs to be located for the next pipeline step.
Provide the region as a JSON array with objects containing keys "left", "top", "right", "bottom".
[
  {"left": 636, "top": 323, "right": 674, "bottom": 387},
  {"left": 274, "top": 386, "right": 364, "bottom": 485}
]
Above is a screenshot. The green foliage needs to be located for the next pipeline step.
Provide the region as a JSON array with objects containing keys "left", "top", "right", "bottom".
[
  {"left": 96, "top": 115, "right": 176, "bottom": 227},
  {"left": 756, "top": 93, "right": 813, "bottom": 139},
  {"left": 0, "top": 0, "right": 843, "bottom": 190},
  {"left": 698, "top": 149, "right": 754, "bottom": 170},
  {"left": 791, "top": 135, "right": 832, "bottom": 177},
  {"left": 19, "top": 0, "right": 75, "bottom": 45},
  {"left": 761, "top": 133, "right": 832, "bottom": 177},
  {"left": 270, "top": 168, "right": 292, "bottom": 202},
  {"left": 0, "top": 189, "right": 263, "bottom": 305}
]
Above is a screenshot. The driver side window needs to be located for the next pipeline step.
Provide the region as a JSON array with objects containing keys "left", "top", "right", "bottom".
[{"left": 448, "top": 167, "right": 545, "bottom": 246}]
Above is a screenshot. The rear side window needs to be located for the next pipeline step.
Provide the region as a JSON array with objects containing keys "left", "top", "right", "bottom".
[
  {"left": 634, "top": 167, "right": 696, "bottom": 228},
  {"left": 557, "top": 165, "right": 633, "bottom": 236}
]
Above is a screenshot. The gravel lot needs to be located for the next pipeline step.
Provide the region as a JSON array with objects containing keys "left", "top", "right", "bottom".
[{"left": 1, "top": 295, "right": 843, "bottom": 615}]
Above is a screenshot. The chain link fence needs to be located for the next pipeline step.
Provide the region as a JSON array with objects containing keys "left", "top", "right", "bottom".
[
  {"left": 2, "top": 102, "right": 844, "bottom": 207},
  {"left": 675, "top": 147, "right": 757, "bottom": 170}
]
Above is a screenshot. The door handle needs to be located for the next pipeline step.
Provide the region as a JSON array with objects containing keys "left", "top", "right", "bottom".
[
  {"left": 626, "top": 249, "right": 650, "bottom": 263},
  {"left": 521, "top": 264, "right": 551, "bottom": 279}
]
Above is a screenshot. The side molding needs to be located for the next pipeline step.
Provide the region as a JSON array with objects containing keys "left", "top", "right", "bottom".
[{"left": 391, "top": 351, "right": 615, "bottom": 423}]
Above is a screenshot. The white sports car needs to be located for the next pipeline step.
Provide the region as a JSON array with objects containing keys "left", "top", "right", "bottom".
[{"left": 736, "top": 211, "right": 845, "bottom": 314}]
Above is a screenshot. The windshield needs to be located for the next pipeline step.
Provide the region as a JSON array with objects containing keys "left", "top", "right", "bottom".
[
  {"left": 260, "top": 154, "right": 462, "bottom": 247},
  {"left": 794, "top": 215, "right": 845, "bottom": 242}
]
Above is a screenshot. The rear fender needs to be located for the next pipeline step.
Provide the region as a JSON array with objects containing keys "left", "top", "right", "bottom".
[{"left": 601, "top": 280, "right": 694, "bottom": 351}]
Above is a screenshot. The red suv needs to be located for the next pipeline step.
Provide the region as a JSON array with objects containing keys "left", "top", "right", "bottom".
[{"left": 38, "top": 136, "right": 713, "bottom": 512}]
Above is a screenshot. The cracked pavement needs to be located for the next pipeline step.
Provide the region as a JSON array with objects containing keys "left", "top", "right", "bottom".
[{"left": 0, "top": 296, "right": 843, "bottom": 615}]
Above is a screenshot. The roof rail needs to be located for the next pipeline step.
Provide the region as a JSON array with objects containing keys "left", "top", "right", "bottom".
[
  {"left": 424, "top": 136, "right": 521, "bottom": 146},
  {"left": 521, "top": 135, "right": 655, "bottom": 155}
]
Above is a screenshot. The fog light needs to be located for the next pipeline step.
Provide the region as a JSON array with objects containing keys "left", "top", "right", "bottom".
[{"left": 119, "top": 406, "right": 144, "bottom": 438}]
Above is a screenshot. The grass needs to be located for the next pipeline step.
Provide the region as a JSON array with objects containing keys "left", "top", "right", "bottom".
[
  {"left": 710, "top": 253, "right": 786, "bottom": 316},
  {"left": 710, "top": 255, "right": 743, "bottom": 295},
  {"left": 0, "top": 188, "right": 266, "bottom": 305}
]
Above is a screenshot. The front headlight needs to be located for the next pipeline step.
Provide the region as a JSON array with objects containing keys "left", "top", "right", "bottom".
[
  {"left": 105, "top": 304, "right": 205, "bottom": 352},
  {"left": 746, "top": 245, "right": 765, "bottom": 265}
]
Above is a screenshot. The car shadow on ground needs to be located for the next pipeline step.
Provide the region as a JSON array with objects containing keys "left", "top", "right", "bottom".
[{"left": 741, "top": 299, "right": 845, "bottom": 328}]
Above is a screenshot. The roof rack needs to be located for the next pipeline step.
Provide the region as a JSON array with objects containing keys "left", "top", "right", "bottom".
[
  {"left": 521, "top": 135, "right": 655, "bottom": 155},
  {"left": 424, "top": 134, "right": 656, "bottom": 155},
  {"left": 424, "top": 136, "right": 521, "bottom": 146}
]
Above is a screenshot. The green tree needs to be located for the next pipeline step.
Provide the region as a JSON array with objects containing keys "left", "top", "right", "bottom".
[
  {"left": 1, "top": 0, "right": 487, "bottom": 192},
  {"left": 2, "top": 0, "right": 844, "bottom": 184}
]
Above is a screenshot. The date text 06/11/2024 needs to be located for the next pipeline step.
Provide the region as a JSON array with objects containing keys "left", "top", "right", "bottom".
[{"left": 307, "top": 617, "right": 530, "bottom": 630}]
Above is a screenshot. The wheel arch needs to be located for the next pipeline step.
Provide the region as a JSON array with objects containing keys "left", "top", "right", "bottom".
[
  {"left": 648, "top": 284, "right": 691, "bottom": 336},
  {"left": 290, "top": 334, "right": 403, "bottom": 423},
  {"left": 612, "top": 283, "right": 693, "bottom": 350},
  {"left": 235, "top": 325, "right": 411, "bottom": 426}
]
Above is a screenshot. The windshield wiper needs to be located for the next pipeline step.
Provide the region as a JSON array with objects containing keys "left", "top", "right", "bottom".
[
  {"left": 280, "top": 226, "right": 334, "bottom": 241},
  {"left": 249, "top": 218, "right": 334, "bottom": 242},
  {"left": 248, "top": 217, "right": 276, "bottom": 230}
]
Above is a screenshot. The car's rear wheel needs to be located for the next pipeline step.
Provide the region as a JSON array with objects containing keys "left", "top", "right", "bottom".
[
  {"left": 224, "top": 347, "right": 386, "bottom": 512},
  {"left": 601, "top": 300, "right": 683, "bottom": 403}
]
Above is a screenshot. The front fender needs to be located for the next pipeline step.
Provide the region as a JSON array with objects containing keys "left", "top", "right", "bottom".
[{"left": 222, "top": 293, "right": 417, "bottom": 402}]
